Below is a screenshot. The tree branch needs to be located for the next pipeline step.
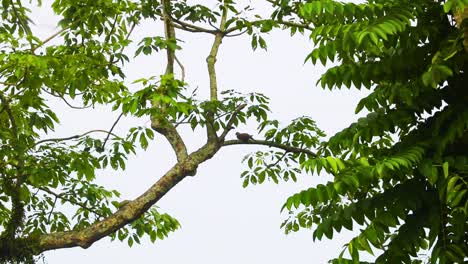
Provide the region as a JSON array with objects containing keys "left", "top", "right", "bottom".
[
  {"left": 38, "top": 187, "right": 105, "bottom": 219},
  {"left": 222, "top": 139, "right": 317, "bottom": 157},
  {"left": 34, "top": 141, "right": 220, "bottom": 251},
  {"left": 219, "top": 103, "right": 247, "bottom": 141},
  {"left": 33, "top": 130, "right": 121, "bottom": 147},
  {"left": 102, "top": 113, "right": 124, "bottom": 150},
  {"left": 110, "top": 21, "right": 137, "bottom": 65},
  {"left": 172, "top": 18, "right": 219, "bottom": 34},
  {"left": 162, "top": 0, "right": 176, "bottom": 75},
  {"left": 174, "top": 55, "right": 185, "bottom": 82},
  {"left": 206, "top": 6, "right": 228, "bottom": 102},
  {"left": 151, "top": 0, "right": 189, "bottom": 162},
  {"left": 42, "top": 88, "right": 92, "bottom": 109},
  {"left": 32, "top": 26, "right": 69, "bottom": 53},
  {"left": 204, "top": 1, "right": 229, "bottom": 143},
  {"left": 265, "top": 151, "right": 287, "bottom": 169}
]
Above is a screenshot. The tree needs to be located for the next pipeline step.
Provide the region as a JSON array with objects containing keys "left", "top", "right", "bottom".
[
  {"left": 2, "top": 0, "right": 467, "bottom": 263},
  {"left": 262, "top": 0, "right": 467, "bottom": 263},
  {"left": 0, "top": 0, "right": 322, "bottom": 262}
]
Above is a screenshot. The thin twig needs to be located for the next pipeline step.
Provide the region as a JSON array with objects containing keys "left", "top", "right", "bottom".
[
  {"left": 223, "top": 139, "right": 317, "bottom": 157},
  {"left": 219, "top": 103, "right": 247, "bottom": 141},
  {"left": 208, "top": 19, "right": 220, "bottom": 31},
  {"left": 265, "top": 151, "right": 287, "bottom": 169},
  {"left": 42, "top": 88, "right": 90, "bottom": 109},
  {"left": 175, "top": 55, "right": 185, "bottom": 82},
  {"left": 34, "top": 130, "right": 121, "bottom": 147},
  {"left": 104, "top": 15, "right": 119, "bottom": 45},
  {"left": 225, "top": 29, "right": 248, "bottom": 37},
  {"left": 102, "top": 113, "right": 124, "bottom": 149},
  {"left": 42, "top": 87, "right": 84, "bottom": 96},
  {"left": 174, "top": 115, "right": 190, "bottom": 128},
  {"left": 32, "top": 26, "right": 69, "bottom": 53},
  {"left": 47, "top": 196, "right": 58, "bottom": 223},
  {"left": 38, "top": 187, "right": 105, "bottom": 218},
  {"left": 62, "top": 99, "right": 92, "bottom": 109},
  {"left": 110, "top": 21, "right": 137, "bottom": 64}
]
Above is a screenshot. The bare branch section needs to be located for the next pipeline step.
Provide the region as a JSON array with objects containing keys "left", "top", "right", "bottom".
[
  {"left": 151, "top": 0, "right": 188, "bottom": 162},
  {"left": 31, "top": 26, "right": 69, "bottom": 53},
  {"left": 102, "top": 113, "right": 124, "bottom": 149},
  {"left": 0, "top": 93, "right": 18, "bottom": 140},
  {"left": 172, "top": 18, "right": 218, "bottom": 34},
  {"left": 206, "top": 8, "right": 227, "bottom": 101},
  {"left": 204, "top": 2, "right": 229, "bottom": 143},
  {"left": 162, "top": 1, "right": 176, "bottom": 75},
  {"left": 222, "top": 139, "right": 317, "bottom": 157},
  {"left": 175, "top": 56, "right": 185, "bottom": 82}
]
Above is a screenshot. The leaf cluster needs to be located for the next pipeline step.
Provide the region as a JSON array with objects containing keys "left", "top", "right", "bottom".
[{"left": 268, "top": 0, "right": 468, "bottom": 263}]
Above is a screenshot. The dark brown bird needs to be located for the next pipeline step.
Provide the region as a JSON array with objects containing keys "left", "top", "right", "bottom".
[{"left": 236, "top": 132, "right": 254, "bottom": 142}]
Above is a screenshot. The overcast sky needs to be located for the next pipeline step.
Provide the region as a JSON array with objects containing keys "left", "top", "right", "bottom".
[{"left": 29, "top": 1, "right": 371, "bottom": 263}]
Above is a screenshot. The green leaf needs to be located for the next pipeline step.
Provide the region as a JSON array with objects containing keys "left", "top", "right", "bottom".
[
  {"left": 443, "top": 1, "right": 453, "bottom": 13},
  {"left": 442, "top": 162, "right": 449, "bottom": 178},
  {"left": 326, "top": 156, "right": 338, "bottom": 173},
  {"left": 127, "top": 237, "right": 134, "bottom": 247},
  {"left": 449, "top": 189, "right": 466, "bottom": 207}
]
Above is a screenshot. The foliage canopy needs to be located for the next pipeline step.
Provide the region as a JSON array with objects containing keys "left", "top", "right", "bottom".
[{"left": 267, "top": 0, "right": 468, "bottom": 263}]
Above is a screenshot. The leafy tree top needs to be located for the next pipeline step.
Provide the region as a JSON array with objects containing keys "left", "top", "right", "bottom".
[
  {"left": 264, "top": 0, "right": 468, "bottom": 263},
  {"left": 0, "top": 0, "right": 321, "bottom": 262}
]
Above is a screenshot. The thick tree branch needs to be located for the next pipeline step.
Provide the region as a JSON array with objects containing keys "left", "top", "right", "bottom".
[
  {"left": 150, "top": 122, "right": 189, "bottom": 162},
  {"left": 34, "top": 140, "right": 220, "bottom": 252},
  {"left": 222, "top": 139, "right": 317, "bottom": 157},
  {"left": 204, "top": 2, "right": 229, "bottom": 143},
  {"left": 151, "top": 0, "right": 189, "bottom": 162},
  {"left": 162, "top": 0, "right": 176, "bottom": 75},
  {"left": 206, "top": 7, "right": 228, "bottom": 101}
]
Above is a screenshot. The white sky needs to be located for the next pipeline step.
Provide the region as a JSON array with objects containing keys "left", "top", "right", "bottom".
[{"left": 28, "top": 1, "right": 371, "bottom": 263}]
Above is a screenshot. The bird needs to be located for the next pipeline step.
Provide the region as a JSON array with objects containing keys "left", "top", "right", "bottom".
[{"left": 236, "top": 132, "right": 254, "bottom": 142}]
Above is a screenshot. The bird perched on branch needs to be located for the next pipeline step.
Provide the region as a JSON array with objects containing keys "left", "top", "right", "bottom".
[{"left": 236, "top": 132, "right": 254, "bottom": 142}]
